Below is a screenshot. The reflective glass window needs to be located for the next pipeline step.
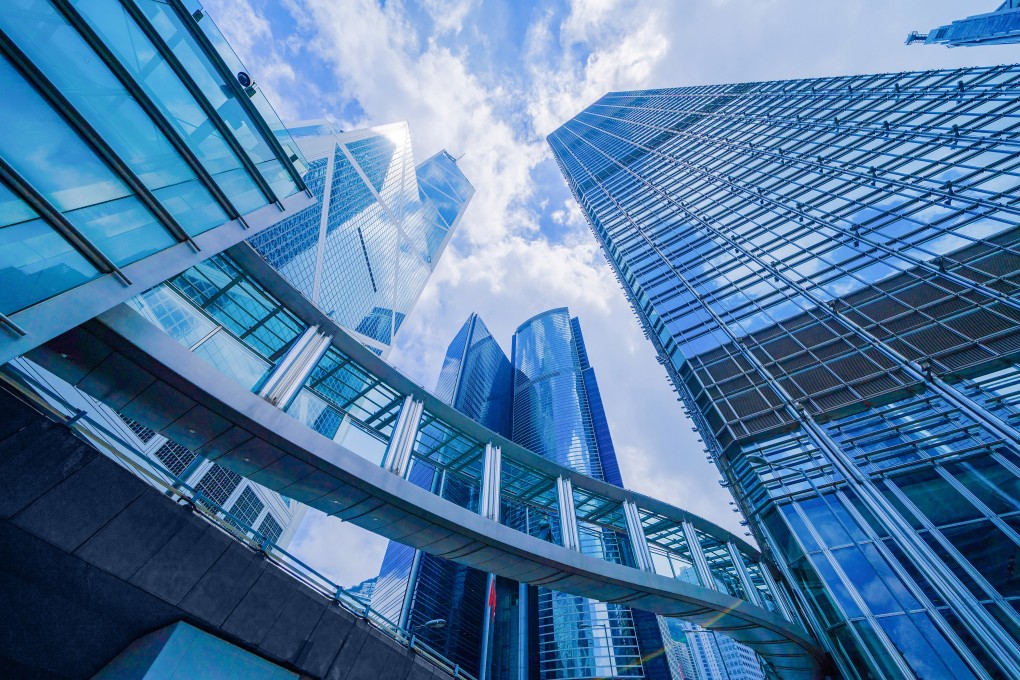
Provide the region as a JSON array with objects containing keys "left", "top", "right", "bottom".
[
  {"left": 192, "top": 330, "right": 269, "bottom": 390},
  {"left": 0, "top": 182, "right": 98, "bottom": 314},
  {"left": 73, "top": 0, "right": 265, "bottom": 214},
  {"left": 0, "top": 0, "right": 227, "bottom": 236},
  {"left": 890, "top": 466, "right": 984, "bottom": 528},
  {"left": 877, "top": 612, "right": 978, "bottom": 680},
  {"left": 0, "top": 57, "right": 172, "bottom": 265}
]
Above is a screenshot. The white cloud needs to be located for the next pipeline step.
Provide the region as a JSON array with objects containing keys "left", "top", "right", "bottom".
[{"left": 287, "top": 508, "right": 390, "bottom": 587}]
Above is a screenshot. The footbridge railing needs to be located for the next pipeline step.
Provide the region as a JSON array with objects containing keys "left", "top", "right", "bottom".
[{"left": 24, "top": 243, "right": 828, "bottom": 678}]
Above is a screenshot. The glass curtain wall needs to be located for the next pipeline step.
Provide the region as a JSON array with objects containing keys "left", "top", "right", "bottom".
[{"left": 549, "top": 65, "right": 1020, "bottom": 679}]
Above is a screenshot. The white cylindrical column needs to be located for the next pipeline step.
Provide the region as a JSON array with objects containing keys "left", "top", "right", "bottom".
[
  {"left": 382, "top": 395, "right": 423, "bottom": 476},
  {"left": 682, "top": 521, "right": 715, "bottom": 590},
  {"left": 727, "top": 541, "right": 762, "bottom": 607},
  {"left": 259, "top": 325, "right": 332, "bottom": 409},
  {"left": 623, "top": 499, "right": 655, "bottom": 572},
  {"left": 480, "top": 443, "right": 502, "bottom": 522},
  {"left": 557, "top": 476, "right": 580, "bottom": 552}
]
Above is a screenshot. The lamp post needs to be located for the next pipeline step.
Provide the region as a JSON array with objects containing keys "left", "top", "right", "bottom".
[
  {"left": 408, "top": 618, "right": 446, "bottom": 650},
  {"left": 413, "top": 618, "right": 447, "bottom": 632}
]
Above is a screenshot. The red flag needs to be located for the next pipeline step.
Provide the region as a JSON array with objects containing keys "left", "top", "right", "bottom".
[{"left": 488, "top": 578, "right": 497, "bottom": 619}]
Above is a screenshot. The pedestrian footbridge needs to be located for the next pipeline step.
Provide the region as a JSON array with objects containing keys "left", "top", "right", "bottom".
[{"left": 22, "top": 243, "right": 827, "bottom": 679}]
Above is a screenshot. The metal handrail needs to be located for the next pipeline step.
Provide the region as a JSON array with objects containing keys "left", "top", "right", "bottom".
[{"left": 0, "top": 364, "right": 477, "bottom": 680}]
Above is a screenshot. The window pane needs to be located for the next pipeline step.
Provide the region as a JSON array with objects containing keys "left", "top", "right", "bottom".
[
  {"left": 877, "top": 612, "right": 978, "bottom": 680},
  {"left": 0, "top": 216, "right": 98, "bottom": 314},
  {"left": 129, "top": 284, "right": 215, "bottom": 348},
  {"left": 192, "top": 330, "right": 270, "bottom": 389},
  {"left": 0, "top": 57, "right": 125, "bottom": 210},
  {"left": 890, "top": 466, "right": 983, "bottom": 528},
  {"left": 0, "top": 57, "right": 172, "bottom": 266},
  {"left": 73, "top": 0, "right": 265, "bottom": 214},
  {"left": 0, "top": 0, "right": 227, "bottom": 236},
  {"left": 941, "top": 520, "right": 1020, "bottom": 599}
]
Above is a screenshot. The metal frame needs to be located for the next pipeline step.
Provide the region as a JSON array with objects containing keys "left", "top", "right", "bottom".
[
  {"left": 167, "top": 0, "right": 307, "bottom": 193},
  {"left": 49, "top": 0, "right": 243, "bottom": 224},
  {"left": 0, "top": 27, "right": 198, "bottom": 251},
  {"left": 0, "top": 157, "right": 129, "bottom": 285},
  {"left": 114, "top": 0, "right": 280, "bottom": 206}
]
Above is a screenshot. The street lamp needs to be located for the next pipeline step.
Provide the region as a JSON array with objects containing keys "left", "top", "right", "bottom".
[{"left": 413, "top": 618, "right": 446, "bottom": 632}]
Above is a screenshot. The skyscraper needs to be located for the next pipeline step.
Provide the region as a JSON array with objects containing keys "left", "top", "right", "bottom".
[
  {"left": 0, "top": 0, "right": 314, "bottom": 545},
  {"left": 0, "top": 1, "right": 471, "bottom": 563},
  {"left": 249, "top": 122, "right": 473, "bottom": 356},
  {"left": 907, "top": 2, "right": 1020, "bottom": 47},
  {"left": 511, "top": 309, "right": 667, "bottom": 680},
  {"left": 436, "top": 313, "right": 514, "bottom": 437},
  {"left": 550, "top": 65, "right": 1020, "bottom": 679},
  {"left": 372, "top": 313, "right": 510, "bottom": 675},
  {"left": 373, "top": 309, "right": 670, "bottom": 680}
]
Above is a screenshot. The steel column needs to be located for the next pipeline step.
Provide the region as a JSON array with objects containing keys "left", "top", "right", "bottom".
[
  {"left": 728, "top": 542, "right": 763, "bottom": 608},
  {"left": 480, "top": 443, "right": 502, "bottom": 522},
  {"left": 682, "top": 521, "right": 715, "bottom": 590},
  {"left": 382, "top": 395, "right": 423, "bottom": 476},
  {"left": 623, "top": 499, "right": 655, "bottom": 573},
  {"left": 757, "top": 559, "right": 796, "bottom": 623},
  {"left": 556, "top": 476, "right": 580, "bottom": 552},
  {"left": 479, "top": 572, "right": 496, "bottom": 680},
  {"left": 258, "top": 325, "right": 331, "bottom": 409}
]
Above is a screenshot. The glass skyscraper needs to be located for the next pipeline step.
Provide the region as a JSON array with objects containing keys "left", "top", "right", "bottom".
[
  {"left": 249, "top": 121, "right": 473, "bottom": 355},
  {"left": 372, "top": 313, "right": 510, "bottom": 676},
  {"left": 0, "top": 2, "right": 471, "bottom": 565},
  {"left": 550, "top": 65, "right": 1020, "bottom": 679},
  {"left": 511, "top": 309, "right": 666, "bottom": 680},
  {"left": 374, "top": 309, "right": 669, "bottom": 680},
  {"left": 436, "top": 313, "right": 514, "bottom": 437},
  {"left": 0, "top": 0, "right": 316, "bottom": 545}
]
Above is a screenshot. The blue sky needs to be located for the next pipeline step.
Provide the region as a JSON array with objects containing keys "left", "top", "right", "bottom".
[{"left": 206, "top": 0, "right": 1020, "bottom": 586}]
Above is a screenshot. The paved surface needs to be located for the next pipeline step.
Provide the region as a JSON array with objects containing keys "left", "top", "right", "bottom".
[{"left": 0, "top": 387, "right": 454, "bottom": 680}]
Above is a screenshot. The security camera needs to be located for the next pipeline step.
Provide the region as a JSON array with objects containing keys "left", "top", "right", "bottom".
[{"left": 236, "top": 71, "right": 253, "bottom": 88}]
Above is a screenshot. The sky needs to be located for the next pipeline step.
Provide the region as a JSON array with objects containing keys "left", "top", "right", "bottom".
[{"left": 205, "top": 0, "right": 1020, "bottom": 587}]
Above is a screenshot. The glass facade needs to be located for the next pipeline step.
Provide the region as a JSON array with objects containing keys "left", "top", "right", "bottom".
[
  {"left": 436, "top": 313, "right": 514, "bottom": 437},
  {"left": 908, "top": 2, "right": 1020, "bottom": 47},
  {"left": 248, "top": 123, "right": 473, "bottom": 354},
  {"left": 549, "top": 65, "right": 1020, "bottom": 678},
  {"left": 0, "top": 0, "right": 305, "bottom": 320},
  {"left": 373, "top": 309, "right": 669, "bottom": 680},
  {"left": 373, "top": 314, "right": 511, "bottom": 676},
  {"left": 512, "top": 310, "right": 666, "bottom": 680}
]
